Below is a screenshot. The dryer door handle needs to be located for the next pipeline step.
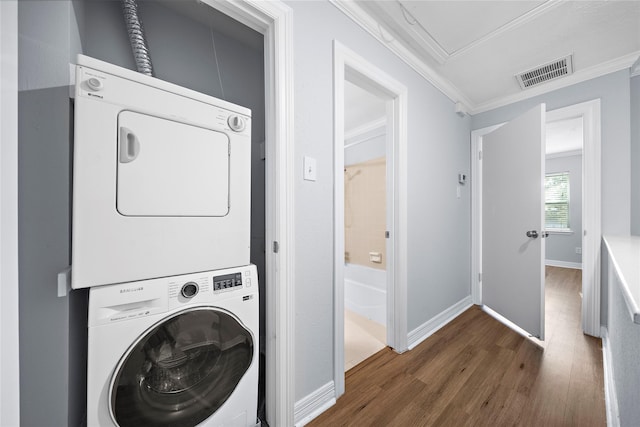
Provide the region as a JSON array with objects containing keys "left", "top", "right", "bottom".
[{"left": 119, "top": 127, "right": 140, "bottom": 163}]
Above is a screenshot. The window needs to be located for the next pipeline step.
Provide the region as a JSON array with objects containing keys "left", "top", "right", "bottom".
[{"left": 545, "top": 172, "right": 570, "bottom": 230}]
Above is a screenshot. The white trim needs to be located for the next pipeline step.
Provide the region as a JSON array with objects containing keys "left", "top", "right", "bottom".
[
  {"left": 601, "top": 327, "right": 621, "bottom": 427},
  {"left": 545, "top": 260, "right": 582, "bottom": 270},
  {"left": 471, "top": 99, "right": 601, "bottom": 337},
  {"left": 334, "top": 40, "right": 408, "bottom": 398},
  {"left": 408, "top": 296, "right": 473, "bottom": 350},
  {"left": 329, "top": 0, "right": 473, "bottom": 112},
  {"left": 293, "top": 381, "right": 336, "bottom": 427},
  {"left": 200, "top": 1, "right": 295, "bottom": 425},
  {"left": 0, "top": 1, "right": 20, "bottom": 426},
  {"left": 472, "top": 53, "right": 638, "bottom": 115},
  {"left": 471, "top": 124, "right": 501, "bottom": 305},
  {"left": 344, "top": 116, "right": 386, "bottom": 142}
]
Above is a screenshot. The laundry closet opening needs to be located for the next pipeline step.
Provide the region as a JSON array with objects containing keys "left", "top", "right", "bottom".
[{"left": 77, "top": 0, "right": 267, "bottom": 424}]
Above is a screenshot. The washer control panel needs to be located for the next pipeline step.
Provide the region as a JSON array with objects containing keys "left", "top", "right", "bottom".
[{"left": 213, "top": 272, "right": 243, "bottom": 291}]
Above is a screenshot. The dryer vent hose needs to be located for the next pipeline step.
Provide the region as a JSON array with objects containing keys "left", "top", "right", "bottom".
[{"left": 121, "top": 0, "right": 154, "bottom": 77}]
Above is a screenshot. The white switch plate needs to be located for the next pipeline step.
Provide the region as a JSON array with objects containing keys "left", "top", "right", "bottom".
[{"left": 303, "top": 156, "right": 317, "bottom": 181}]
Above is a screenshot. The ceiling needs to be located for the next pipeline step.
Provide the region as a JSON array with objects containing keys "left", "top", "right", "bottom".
[
  {"left": 344, "top": 80, "right": 386, "bottom": 135},
  {"left": 337, "top": 1, "right": 640, "bottom": 114},
  {"left": 546, "top": 117, "right": 582, "bottom": 155}
]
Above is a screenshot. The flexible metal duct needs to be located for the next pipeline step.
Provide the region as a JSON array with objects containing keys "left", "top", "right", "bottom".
[{"left": 121, "top": 0, "right": 154, "bottom": 76}]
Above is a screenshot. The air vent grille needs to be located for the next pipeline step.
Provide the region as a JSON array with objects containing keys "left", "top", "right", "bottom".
[{"left": 516, "top": 55, "right": 573, "bottom": 89}]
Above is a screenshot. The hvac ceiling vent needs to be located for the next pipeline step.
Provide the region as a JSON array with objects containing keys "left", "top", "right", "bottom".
[{"left": 516, "top": 55, "right": 573, "bottom": 89}]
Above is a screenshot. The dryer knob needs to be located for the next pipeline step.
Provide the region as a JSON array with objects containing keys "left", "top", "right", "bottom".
[
  {"left": 86, "top": 77, "right": 104, "bottom": 91},
  {"left": 227, "top": 115, "right": 246, "bottom": 132},
  {"left": 181, "top": 282, "right": 199, "bottom": 298}
]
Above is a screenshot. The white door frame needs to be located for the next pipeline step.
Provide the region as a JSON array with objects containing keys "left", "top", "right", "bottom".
[
  {"left": 198, "top": 1, "right": 295, "bottom": 424},
  {"left": 333, "top": 40, "right": 408, "bottom": 398},
  {"left": 471, "top": 99, "right": 602, "bottom": 337},
  {"left": 0, "top": 1, "right": 20, "bottom": 425}
]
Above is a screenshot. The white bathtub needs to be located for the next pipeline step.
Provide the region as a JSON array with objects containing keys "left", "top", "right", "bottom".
[{"left": 344, "top": 263, "right": 386, "bottom": 326}]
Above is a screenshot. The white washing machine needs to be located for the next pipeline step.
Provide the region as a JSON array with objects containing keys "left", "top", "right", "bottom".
[
  {"left": 87, "top": 265, "right": 259, "bottom": 427},
  {"left": 72, "top": 54, "right": 252, "bottom": 289}
]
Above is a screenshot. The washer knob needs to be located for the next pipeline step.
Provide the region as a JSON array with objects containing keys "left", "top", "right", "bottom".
[
  {"left": 86, "top": 77, "right": 104, "bottom": 91},
  {"left": 227, "top": 115, "right": 246, "bottom": 132},
  {"left": 181, "top": 282, "right": 199, "bottom": 298}
]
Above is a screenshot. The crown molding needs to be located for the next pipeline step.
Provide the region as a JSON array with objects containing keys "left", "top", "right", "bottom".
[
  {"left": 329, "top": 0, "right": 473, "bottom": 113},
  {"left": 631, "top": 55, "right": 640, "bottom": 77},
  {"left": 344, "top": 116, "right": 386, "bottom": 141},
  {"left": 471, "top": 51, "right": 640, "bottom": 115},
  {"left": 331, "top": 0, "right": 638, "bottom": 117},
  {"left": 546, "top": 149, "right": 583, "bottom": 159}
]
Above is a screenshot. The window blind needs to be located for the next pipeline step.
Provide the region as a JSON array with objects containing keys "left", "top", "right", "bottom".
[{"left": 545, "top": 172, "right": 570, "bottom": 229}]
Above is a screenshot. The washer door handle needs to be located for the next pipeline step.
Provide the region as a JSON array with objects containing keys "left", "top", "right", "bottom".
[{"left": 119, "top": 127, "right": 140, "bottom": 163}]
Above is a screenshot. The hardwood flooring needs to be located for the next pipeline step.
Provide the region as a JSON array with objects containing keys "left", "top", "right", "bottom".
[{"left": 308, "top": 267, "right": 605, "bottom": 426}]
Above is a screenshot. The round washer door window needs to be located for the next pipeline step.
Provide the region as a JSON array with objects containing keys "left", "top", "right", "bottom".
[{"left": 110, "top": 308, "right": 254, "bottom": 427}]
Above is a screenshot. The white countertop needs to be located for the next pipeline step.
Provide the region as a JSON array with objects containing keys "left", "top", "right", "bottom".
[{"left": 604, "top": 235, "right": 640, "bottom": 324}]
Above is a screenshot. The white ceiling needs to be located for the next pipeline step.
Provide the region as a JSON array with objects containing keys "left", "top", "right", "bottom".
[
  {"left": 546, "top": 117, "right": 583, "bottom": 155},
  {"left": 340, "top": 1, "right": 640, "bottom": 114},
  {"left": 344, "top": 80, "right": 386, "bottom": 135}
]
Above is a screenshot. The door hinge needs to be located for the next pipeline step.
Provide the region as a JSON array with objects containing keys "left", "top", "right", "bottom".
[
  {"left": 478, "top": 273, "right": 482, "bottom": 282},
  {"left": 385, "top": 231, "right": 390, "bottom": 238},
  {"left": 478, "top": 150, "right": 483, "bottom": 160},
  {"left": 273, "top": 241, "right": 279, "bottom": 253}
]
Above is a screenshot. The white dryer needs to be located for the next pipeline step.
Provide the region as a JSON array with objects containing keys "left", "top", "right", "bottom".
[
  {"left": 87, "top": 265, "right": 259, "bottom": 427},
  {"left": 72, "top": 55, "right": 252, "bottom": 289}
]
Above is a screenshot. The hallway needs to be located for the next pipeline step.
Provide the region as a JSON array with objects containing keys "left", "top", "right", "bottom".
[{"left": 309, "top": 267, "right": 605, "bottom": 426}]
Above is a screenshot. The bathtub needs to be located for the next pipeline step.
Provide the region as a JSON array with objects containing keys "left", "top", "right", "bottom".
[{"left": 344, "top": 263, "right": 386, "bottom": 326}]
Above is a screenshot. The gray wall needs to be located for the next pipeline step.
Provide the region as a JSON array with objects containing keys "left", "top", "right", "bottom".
[
  {"left": 472, "top": 70, "right": 631, "bottom": 327},
  {"left": 545, "top": 154, "right": 583, "bottom": 265},
  {"left": 18, "top": 1, "right": 86, "bottom": 426},
  {"left": 631, "top": 75, "right": 640, "bottom": 235},
  {"left": 286, "top": 0, "right": 471, "bottom": 400},
  {"left": 606, "top": 244, "right": 640, "bottom": 426}
]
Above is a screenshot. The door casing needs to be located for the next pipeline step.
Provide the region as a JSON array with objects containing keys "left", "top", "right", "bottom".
[{"left": 333, "top": 40, "right": 408, "bottom": 398}]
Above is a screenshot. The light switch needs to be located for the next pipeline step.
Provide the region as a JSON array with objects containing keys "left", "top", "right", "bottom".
[{"left": 303, "top": 156, "right": 317, "bottom": 181}]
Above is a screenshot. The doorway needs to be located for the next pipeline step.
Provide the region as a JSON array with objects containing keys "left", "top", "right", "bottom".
[
  {"left": 333, "top": 40, "right": 408, "bottom": 398},
  {"left": 471, "top": 99, "right": 602, "bottom": 338},
  {"left": 544, "top": 116, "right": 584, "bottom": 344},
  {"left": 343, "top": 80, "right": 388, "bottom": 371}
]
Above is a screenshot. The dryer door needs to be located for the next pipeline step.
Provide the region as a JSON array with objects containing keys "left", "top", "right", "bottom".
[
  {"left": 117, "top": 111, "right": 230, "bottom": 217},
  {"left": 110, "top": 308, "right": 253, "bottom": 427}
]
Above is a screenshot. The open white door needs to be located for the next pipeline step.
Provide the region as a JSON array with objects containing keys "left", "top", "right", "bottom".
[{"left": 482, "top": 104, "right": 546, "bottom": 340}]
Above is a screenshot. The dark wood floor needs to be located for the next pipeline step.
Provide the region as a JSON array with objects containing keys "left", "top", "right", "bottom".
[{"left": 308, "top": 266, "right": 605, "bottom": 426}]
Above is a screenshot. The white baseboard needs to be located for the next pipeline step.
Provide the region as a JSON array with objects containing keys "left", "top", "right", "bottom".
[
  {"left": 408, "top": 296, "right": 473, "bottom": 350},
  {"left": 545, "top": 259, "right": 582, "bottom": 269},
  {"left": 294, "top": 381, "right": 336, "bottom": 427},
  {"left": 601, "top": 327, "right": 620, "bottom": 427}
]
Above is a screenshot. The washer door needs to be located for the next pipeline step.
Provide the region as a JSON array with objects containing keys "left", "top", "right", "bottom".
[{"left": 110, "top": 308, "right": 254, "bottom": 427}]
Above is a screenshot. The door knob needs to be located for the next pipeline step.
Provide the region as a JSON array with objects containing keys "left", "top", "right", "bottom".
[{"left": 526, "top": 230, "right": 539, "bottom": 238}]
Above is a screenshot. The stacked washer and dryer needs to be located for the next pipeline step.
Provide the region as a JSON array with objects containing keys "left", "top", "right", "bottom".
[{"left": 72, "top": 55, "right": 259, "bottom": 427}]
